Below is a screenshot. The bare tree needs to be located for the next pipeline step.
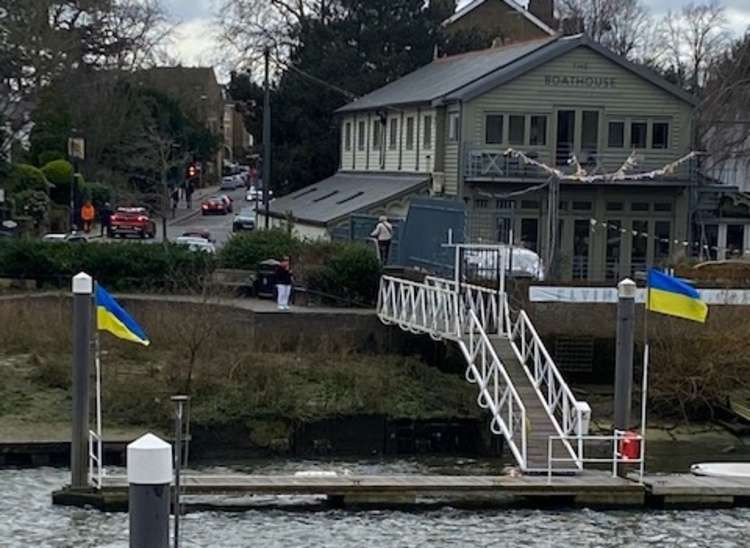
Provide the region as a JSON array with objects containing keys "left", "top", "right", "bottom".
[
  {"left": 657, "top": 0, "right": 731, "bottom": 94},
  {"left": 557, "top": 0, "right": 652, "bottom": 59}
]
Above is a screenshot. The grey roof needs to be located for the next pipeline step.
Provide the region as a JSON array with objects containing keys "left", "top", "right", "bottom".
[
  {"left": 336, "top": 38, "right": 556, "bottom": 113},
  {"left": 267, "top": 172, "right": 429, "bottom": 225},
  {"left": 337, "top": 35, "right": 697, "bottom": 114},
  {"left": 442, "top": 0, "right": 556, "bottom": 36}
]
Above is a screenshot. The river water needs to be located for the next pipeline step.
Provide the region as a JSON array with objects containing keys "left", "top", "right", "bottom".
[{"left": 1, "top": 459, "right": 749, "bottom": 548}]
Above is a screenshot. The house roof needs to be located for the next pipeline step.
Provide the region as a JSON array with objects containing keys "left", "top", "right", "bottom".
[
  {"left": 337, "top": 35, "right": 697, "bottom": 114},
  {"left": 266, "top": 172, "right": 429, "bottom": 225},
  {"left": 442, "top": 0, "right": 556, "bottom": 36}
]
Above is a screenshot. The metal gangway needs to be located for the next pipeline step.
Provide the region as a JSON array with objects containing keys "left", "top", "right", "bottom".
[{"left": 377, "top": 245, "right": 592, "bottom": 473}]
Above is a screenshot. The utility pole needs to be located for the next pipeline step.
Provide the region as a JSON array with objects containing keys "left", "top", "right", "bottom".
[{"left": 263, "top": 46, "right": 271, "bottom": 230}]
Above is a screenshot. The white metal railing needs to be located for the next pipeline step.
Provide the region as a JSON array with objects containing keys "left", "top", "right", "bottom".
[
  {"left": 459, "top": 309, "right": 527, "bottom": 469},
  {"left": 424, "top": 276, "right": 503, "bottom": 336},
  {"left": 546, "top": 431, "right": 644, "bottom": 484},
  {"left": 378, "top": 275, "right": 460, "bottom": 340},
  {"left": 506, "top": 294, "right": 585, "bottom": 469},
  {"left": 88, "top": 429, "right": 103, "bottom": 489}
]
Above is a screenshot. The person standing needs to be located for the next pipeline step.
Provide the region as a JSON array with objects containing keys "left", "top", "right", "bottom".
[
  {"left": 185, "top": 181, "right": 194, "bottom": 209},
  {"left": 370, "top": 215, "right": 393, "bottom": 264},
  {"left": 81, "top": 201, "right": 95, "bottom": 234},
  {"left": 99, "top": 202, "right": 112, "bottom": 237},
  {"left": 171, "top": 187, "right": 180, "bottom": 218},
  {"left": 275, "top": 256, "right": 293, "bottom": 311}
]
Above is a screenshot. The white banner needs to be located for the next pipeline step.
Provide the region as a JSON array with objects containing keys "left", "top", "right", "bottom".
[{"left": 529, "top": 286, "right": 750, "bottom": 305}]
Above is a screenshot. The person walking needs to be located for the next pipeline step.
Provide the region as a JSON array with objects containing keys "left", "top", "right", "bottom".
[
  {"left": 275, "top": 256, "right": 293, "bottom": 311},
  {"left": 99, "top": 202, "right": 112, "bottom": 237},
  {"left": 171, "top": 187, "right": 180, "bottom": 218},
  {"left": 81, "top": 201, "right": 96, "bottom": 234},
  {"left": 370, "top": 215, "right": 393, "bottom": 264},
  {"left": 185, "top": 181, "right": 194, "bottom": 209}
]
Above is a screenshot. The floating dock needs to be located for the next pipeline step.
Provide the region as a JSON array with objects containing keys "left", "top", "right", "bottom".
[{"left": 51, "top": 471, "right": 750, "bottom": 512}]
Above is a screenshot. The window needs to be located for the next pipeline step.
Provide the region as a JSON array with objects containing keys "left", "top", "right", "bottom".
[
  {"left": 572, "top": 201, "right": 592, "bottom": 211},
  {"left": 475, "top": 198, "right": 488, "bottom": 209},
  {"left": 521, "top": 218, "right": 539, "bottom": 252},
  {"left": 405, "top": 117, "right": 415, "bottom": 150},
  {"left": 485, "top": 114, "right": 503, "bottom": 145},
  {"left": 727, "top": 224, "right": 745, "bottom": 257},
  {"left": 581, "top": 111, "right": 599, "bottom": 154},
  {"left": 631, "top": 121, "right": 647, "bottom": 149},
  {"left": 497, "top": 199, "right": 514, "bottom": 209},
  {"left": 423, "top": 115, "right": 433, "bottom": 149},
  {"left": 497, "top": 216, "right": 512, "bottom": 243},
  {"left": 606, "top": 220, "right": 622, "bottom": 281},
  {"left": 573, "top": 220, "right": 590, "bottom": 280},
  {"left": 652, "top": 122, "right": 669, "bottom": 149},
  {"left": 521, "top": 200, "right": 539, "bottom": 210},
  {"left": 344, "top": 122, "right": 352, "bottom": 151},
  {"left": 509, "top": 115, "right": 525, "bottom": 145},
  {"left": 655, "top": 221, "right": 671, "bottom": 261},
  {"left": 606, "top": 202, "right": 624, "bottom": 212},
  {"left": 631, "top": 220, "right": 648, "bottom": 276},
  {"left": 608, "top": 121, "right": 624, "bottom": 148},
  {"left": 654, "top": 202, "right": 672, "bottom": 212},
  {"left": 631, "top": 202, "right": 649, "bottom": 212},
  {"left": 530, "top": 115, "right": 547, "bottom": 146},
  {"left": 372, "top": 121, "right": 381, "bottom": 149},
  {"left": 357, "top": 121, "right": 366, "bottom": 151},
  {"left": 389, "top": 118, "right": 398, "bottom": 150},
  {"left": 448, "top": 112, "right": 459, "bottom": 142},
  {"left": 559, "top": 201, "right": 568, "bottom": 211}
]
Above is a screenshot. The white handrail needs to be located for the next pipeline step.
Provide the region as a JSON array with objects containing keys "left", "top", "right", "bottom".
[
  {"left": 88, "top": 429, "right": 103, "bottom": 489},
  {"left": 459, "top": 309, "right": 527, "bottom": 469},
  {"left": 424, "top": 276, "right": 501, "bottom": 336}
]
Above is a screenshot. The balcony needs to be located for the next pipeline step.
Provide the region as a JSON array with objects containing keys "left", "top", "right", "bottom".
[{"left": 463, "top": 145, "right": 698, "bottom": 183}]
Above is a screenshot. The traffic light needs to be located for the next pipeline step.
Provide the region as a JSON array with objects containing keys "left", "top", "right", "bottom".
[{"left": 187, "top": 163, "right": 198, "bottom": 179}]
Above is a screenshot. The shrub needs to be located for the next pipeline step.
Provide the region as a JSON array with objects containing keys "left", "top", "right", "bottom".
[
  {"left": 305, "top": 243, "right": 381, "bottom": 304},
  {"left": 7, "top": 164, "right": 48, "bottom": 195},
  {"left": 0, "top": 239, "right": 215, "bottom": 291},
  {"left": 38, "top": 150, "right": 65, "bottom": 166},
  {"left": 41, "top": 159, "right": 75, "bottom": 205},
  {"left": 220, "top": 229, "right": 300, "bottom": 269},
  {"left": 12, "top": 190, "right": 50, "bottom": 227}
]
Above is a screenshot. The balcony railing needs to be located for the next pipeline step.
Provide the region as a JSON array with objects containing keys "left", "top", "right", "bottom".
[{"left": 464, "top": 145, "right": 697, "bottom": 182}]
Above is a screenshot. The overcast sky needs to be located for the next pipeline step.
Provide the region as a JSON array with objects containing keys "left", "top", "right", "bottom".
[{"left": 163, "top": 0, "right": 750, "bottom": 76}]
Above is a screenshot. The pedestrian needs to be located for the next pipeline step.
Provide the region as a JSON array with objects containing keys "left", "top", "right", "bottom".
[
  {"left": 99, "top": 202, "right": 112, "bottom": 237},
  {"left": 275, "top": 256, "right": 293, "bottom": 311},
  {"left": 171, "top": 187, "right": 180, "bottom": 217},
  {"left": 370, "top": 215, "right": 393, "bottom": 264},
  {"left": 185, "top": 182, "right": 194, "bottom": 209},
  {"left": 81, "top": 200, "right": 96, "bottom": 234}
]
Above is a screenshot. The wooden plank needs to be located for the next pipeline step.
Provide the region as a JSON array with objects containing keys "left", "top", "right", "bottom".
[{"left": 642, "top": 474, "right": 750, "bottom": 496}]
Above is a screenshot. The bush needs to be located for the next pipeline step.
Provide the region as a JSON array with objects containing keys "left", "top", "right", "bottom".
[
  {"left": 0, "top": 239, "right": 215, "bottom": 291},
  {"left": 220, "top": 229, "right": 300, "bottom": 269},
  {"left": 38, "top": 150, "right": 65, "bottom": 166},
  {"left": 7, "top": 164, "right": 48, "bottom": 195},
  {"left": 41, "top": 159, "right": 75, "bottom": 205},
  {"left": 12, "top": 190, "right": 50, "bottom": 227}
]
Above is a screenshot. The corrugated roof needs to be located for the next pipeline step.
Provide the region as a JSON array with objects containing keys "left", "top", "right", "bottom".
[
  {"left": 267, "top": 173, "right": 429, "bottom": 225},
  {"left": 336, "top": 38, "right": 556, "bottom": 113}
]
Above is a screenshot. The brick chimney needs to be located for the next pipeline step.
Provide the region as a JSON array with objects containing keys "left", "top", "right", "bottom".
[{"left": 528, "top": 0, "right": 556, "bottom": 30}]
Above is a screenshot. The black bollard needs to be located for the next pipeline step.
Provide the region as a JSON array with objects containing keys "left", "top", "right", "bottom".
[
  {"left": 128, "top": 433, "right": 173, "bottom": 548},
  {"left": 71, "top": 272, "right": 92, "bottom": 489}
]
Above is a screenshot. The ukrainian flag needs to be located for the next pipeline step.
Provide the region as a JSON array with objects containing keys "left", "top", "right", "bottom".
[
  {"left": 95, "top": 285, "right": 150, "bottom": 346},
  {"left": 647, "top": 269, "right": 708, "bottom": 323}
]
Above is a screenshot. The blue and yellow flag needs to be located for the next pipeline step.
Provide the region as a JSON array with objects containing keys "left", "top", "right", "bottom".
[
  {"left": 647, "top": 269, "right": 708, "bottom": 323},
  {"left": 95, "top": 285, "right": 150, "bottom": 346}
]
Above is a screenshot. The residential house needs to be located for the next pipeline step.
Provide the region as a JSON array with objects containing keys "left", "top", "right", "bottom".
[
  {"left": 326, "top": 34, "right": 698, "bottom": 281},
  {"left": 442, "top": 0, "right": 556, "bottom": 47},
  {"left": 223, "top": 100, "right": 253, "bottom": 164}
]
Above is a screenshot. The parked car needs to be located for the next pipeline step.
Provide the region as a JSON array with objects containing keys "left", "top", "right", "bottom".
[
  {"left": 201, "top": 195, "right": 232, "bottom": 215},
  {"left": 232, "top": 208, "right": 256, "bottom": 232},
  {"left": 175, "top": 236, "right": 216, "bottom": 254},
  {"left": 42, "top": 232, "right": 88, "bottom": 243},
  {"left": 181, "top": 229, "right": 214, "bottom": 242},
  {"left": 245, "top": 185, "right": 273, "bottom": 202},
  {"left": 220, "top": 174, "right": 243, "bottom": 190},
  {"left": 109, "top": 207, "right": 156, "bottom": 239}
]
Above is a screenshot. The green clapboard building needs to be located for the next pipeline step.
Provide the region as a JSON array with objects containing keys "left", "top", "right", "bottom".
[{"left": 334, "top": 34, "right": 698, "bottom": 282}]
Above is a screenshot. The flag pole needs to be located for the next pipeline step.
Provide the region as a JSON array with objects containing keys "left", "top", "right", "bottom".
[
  {"left": 93, "top": 284, "right": 103, "bottom": 489},
  {"left": 639, "top": 271, "right": 651, "bottom": 482}
]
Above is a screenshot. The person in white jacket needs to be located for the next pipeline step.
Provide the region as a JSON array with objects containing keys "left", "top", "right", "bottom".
[{"left": 370, "top": 216, "right": 393, "bottom": 264}]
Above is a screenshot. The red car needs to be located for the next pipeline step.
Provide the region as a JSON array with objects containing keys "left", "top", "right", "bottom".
[
  {"left": 108, "top": 207, "right": 156, "bottom": 239},
  {"left": 201, "top": 195, "right": 233, "bottom": 215}
]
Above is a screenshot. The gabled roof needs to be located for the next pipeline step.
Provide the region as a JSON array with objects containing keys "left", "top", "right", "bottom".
[
  {"left": 442, "top": 0, "right": 556, "bottom": 36},
  {"left": 337, "top": 35, "right": 697, "bottom": 114},
  {"left": 267, "top": 173, "right": 429, "bottom": 225}
]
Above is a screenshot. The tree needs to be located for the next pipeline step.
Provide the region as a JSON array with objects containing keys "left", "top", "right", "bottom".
[{"left": 557, "top": 0, "right": 652, "bottom": 59}]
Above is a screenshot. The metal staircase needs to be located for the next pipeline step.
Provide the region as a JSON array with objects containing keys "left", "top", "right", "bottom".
[{"left": 377, "top": 270, "right": 589, "bottom": 474}]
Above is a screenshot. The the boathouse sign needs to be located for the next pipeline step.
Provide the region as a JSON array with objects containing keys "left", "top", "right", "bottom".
[{"left": 544, "top": 75, "right": 616, "bottom": 89}]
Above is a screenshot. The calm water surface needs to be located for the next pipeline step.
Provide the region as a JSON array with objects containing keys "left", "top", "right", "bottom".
[{"left": 1, "top": 460, "right": 748, "bottom": 548}]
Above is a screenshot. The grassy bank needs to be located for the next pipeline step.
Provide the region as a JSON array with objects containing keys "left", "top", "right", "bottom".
[{"left": 0, "top": 296, "right": 478, "bottom": 451}]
